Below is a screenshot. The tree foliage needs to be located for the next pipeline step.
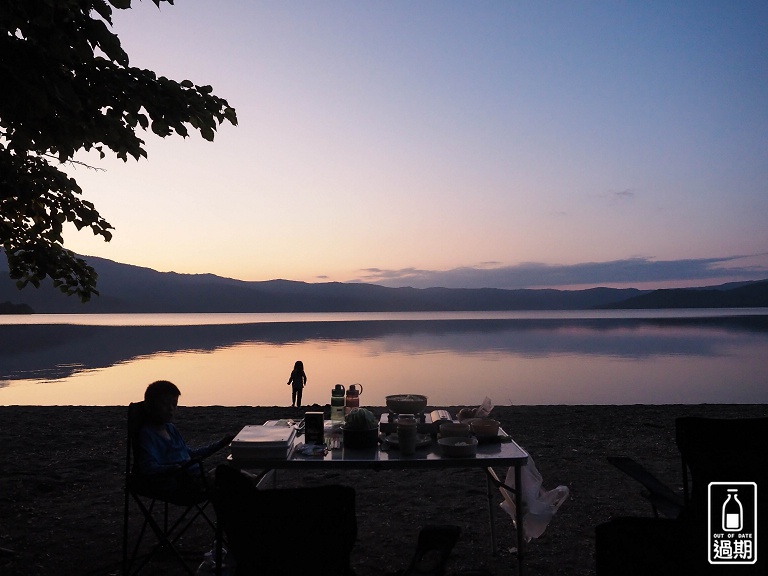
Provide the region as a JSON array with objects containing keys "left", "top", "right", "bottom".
[{"left": 0, "top": 0, "right": 237, "bottom": 301}]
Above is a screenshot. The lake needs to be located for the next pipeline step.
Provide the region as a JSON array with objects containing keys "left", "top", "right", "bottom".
[{"left": 1, "top": 310, "right": 767, "bottom": 407}]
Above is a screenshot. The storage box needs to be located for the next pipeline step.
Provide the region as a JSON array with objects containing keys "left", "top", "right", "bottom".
[{"left": 230, "top": 424, "right": 297, "bottom": 460}]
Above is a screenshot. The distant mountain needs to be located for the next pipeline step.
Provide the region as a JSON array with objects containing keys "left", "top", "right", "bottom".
[
  {"left": 0, "top": 300, "right": 34, "bottom": 314},
  {"left": 598, "top": 280, "right": 768, "bottom": 309},
  {"left": 1, "top": 256, "right": 766, "bottom": 313}
]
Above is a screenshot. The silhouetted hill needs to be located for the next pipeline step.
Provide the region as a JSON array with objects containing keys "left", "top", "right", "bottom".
[
  {"left": 1, "top": 256, "right": 766, "bottom": 313},
  {"left": 0, "top": 301, "right": 34, "bottom": 314},
  {"left": 598, "top": 280, "right": 768, "bottom": 309},
  {"left": 0, "top": 256, "right": 648, "bottom": 313}
]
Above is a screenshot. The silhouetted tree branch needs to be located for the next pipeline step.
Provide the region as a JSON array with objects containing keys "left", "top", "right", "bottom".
[{"left": 0, "top": 0, "right": 237, "bottom": 301}]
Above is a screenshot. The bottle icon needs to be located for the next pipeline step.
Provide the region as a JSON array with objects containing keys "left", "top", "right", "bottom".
[
  {"left": 722, "top": 489, "right": 743, "bottom": 532},
  {"left": 330, "top": 384, "right": 345, "bottom": 424}
]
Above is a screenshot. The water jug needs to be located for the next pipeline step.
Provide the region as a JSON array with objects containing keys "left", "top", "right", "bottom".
[
  {"left": 345, "top": 383, "right": 364, "bottom": 415},
  {"left": 330, "top": 384, "right": 345, "bottom": 423}
]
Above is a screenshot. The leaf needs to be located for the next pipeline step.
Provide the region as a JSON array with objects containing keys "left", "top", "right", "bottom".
[
  {"left": 224, "top": 107, "right": 238, "bottom": 126},
  {"left": 150, "top": 119, "right": 170, "bottom": 136}
]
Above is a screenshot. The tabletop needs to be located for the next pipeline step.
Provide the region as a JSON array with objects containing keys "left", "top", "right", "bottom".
[{"left": 228, "top": 423, "right": 528, "bottom": 471}]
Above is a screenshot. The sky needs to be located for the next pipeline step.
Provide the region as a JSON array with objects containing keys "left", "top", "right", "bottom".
[{"left": 61, "top": 1, "right": 768, "bottom": 290}]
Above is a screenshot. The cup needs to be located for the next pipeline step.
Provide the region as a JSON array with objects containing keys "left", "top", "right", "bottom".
[{"left": 396, "top": 415, "right": 418, "bottom": 456}]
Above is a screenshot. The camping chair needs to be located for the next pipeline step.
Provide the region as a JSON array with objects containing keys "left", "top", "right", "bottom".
[
  {"left": 676, "top": 416, "right": 768, "bottom": 521},
  {"left": 607, "top": 416, "right": 768, "bottom": 520},
  {"left": 605, "top": 456, "right": 684, "bottom": 518},
  {"left": 598, "top": 416, "right": 768, "bottom": 575},
  {"left": 122, "top": 401, "right": 219, "bottom": 575},
  {"left": 213, "top": 464, "right": 358, "bottom": 575}
]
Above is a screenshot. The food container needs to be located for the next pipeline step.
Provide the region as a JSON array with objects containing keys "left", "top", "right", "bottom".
[
  {"left": 438, "top": 436, "right": 478, "bottom": 457},
  {"left": 462, "top": 417, "right": 500, "bottom": 439},
  {"left": 439, "top": 422, "right": 471, "bottom": 438},
  {"left": 341, "top": 426, "right": 379, "bottom": 449},
  {"left": 385, "top": 394, "right": 428, "bottom": 415}
]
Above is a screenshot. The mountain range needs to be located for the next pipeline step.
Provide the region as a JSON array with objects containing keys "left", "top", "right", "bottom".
[{"left": 1, "top": 256, "right": 767, "bottom": 313}]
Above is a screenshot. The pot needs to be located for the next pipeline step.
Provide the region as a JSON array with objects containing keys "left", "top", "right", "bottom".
[{"left": 385, "top": 394, "right": 428, "bottom": 415}]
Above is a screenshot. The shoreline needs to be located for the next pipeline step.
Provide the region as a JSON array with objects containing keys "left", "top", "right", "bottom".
[{"left": 1, "top": 403, "right": 766, "bottom": 575}]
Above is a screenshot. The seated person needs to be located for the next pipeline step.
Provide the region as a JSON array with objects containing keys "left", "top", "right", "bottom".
[{"left": 134, "top": 380, "right": 233, "bottom": 498}]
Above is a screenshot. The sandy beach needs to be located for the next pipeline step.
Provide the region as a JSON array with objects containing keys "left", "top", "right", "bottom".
[{"left": 1, "top": 403, "right": 765, "bottom": 575}]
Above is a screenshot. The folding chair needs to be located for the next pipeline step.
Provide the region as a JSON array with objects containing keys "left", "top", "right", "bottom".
[
  {"left": 213, "top": 464, "right": 357, "bottom": 576},
  {"left": 608, "top": 416, "right": 768, "bottom": 520},
  {"left": 397, "top": 524, "right": 462, "bottom": 576},
  {"left": 598, "top": 416, "right": 768, "bottom": 575},
  {"left": 122, "top": 402, "right": 218, "bottom": 575},
  {"left": 676, "top": 416, "right": 768, "bottom": 520},
  {"left": 606, "top": 456, "right": 684, "bottom": 518}
]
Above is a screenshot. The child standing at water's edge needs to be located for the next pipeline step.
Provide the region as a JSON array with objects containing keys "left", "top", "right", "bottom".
[{"left": 286, "top": 360, "right": 307, "bottom": 407}]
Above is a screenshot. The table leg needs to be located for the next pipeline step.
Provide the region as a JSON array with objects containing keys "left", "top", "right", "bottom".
[
  {"left": 215, "top": 521, "right": 223, "bottom": 576},
  {"left": 487, "top": 470, "right": 498, "bottom": 556},
  {"left": 515, "top": 463, "right": 525, "bottom": 576}
]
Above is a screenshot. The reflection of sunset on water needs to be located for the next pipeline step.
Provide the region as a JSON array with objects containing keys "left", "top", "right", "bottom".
[{"left": 1, "top": 313, "right": 766, "bottom": 406}]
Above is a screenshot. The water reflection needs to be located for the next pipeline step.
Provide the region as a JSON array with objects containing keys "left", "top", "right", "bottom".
[{"left": 1, "top": 315, "right": 767, "bottom": 406}]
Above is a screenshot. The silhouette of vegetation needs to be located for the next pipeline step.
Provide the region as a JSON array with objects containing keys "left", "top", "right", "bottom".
[{"left": 0, "top": 0, "right": 237, "bottom": 301}]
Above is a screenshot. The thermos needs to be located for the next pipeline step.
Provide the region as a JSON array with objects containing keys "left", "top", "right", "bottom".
[
  {"left": 345, "top": 383, "right": 363, "bottom": 415},
  {"left": 396, "top": 414, "right": 418, "bottom": 456},
  {"left": 331, "top": 384, "right": 345, "bottom": 423}
]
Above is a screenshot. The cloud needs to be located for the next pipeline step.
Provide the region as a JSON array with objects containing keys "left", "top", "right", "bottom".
[{"left": 353, "top": 255, "right": 768, "bottom": 289}]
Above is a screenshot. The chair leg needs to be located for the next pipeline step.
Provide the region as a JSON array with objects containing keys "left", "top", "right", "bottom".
[
  {"left": 402, "top": 525, "right": 461, "bottom": 576},
  {"left": 124, "top": 495, "right": 204, "bottom": 576}
]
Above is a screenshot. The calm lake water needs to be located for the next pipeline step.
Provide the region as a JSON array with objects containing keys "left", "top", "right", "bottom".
[{"left": 1, "top": 310, "right": 767, "bottom": 407}]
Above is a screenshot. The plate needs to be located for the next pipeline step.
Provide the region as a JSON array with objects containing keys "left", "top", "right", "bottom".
[{"left": 385, "top": 433, "right": 433, "bottom": 448}]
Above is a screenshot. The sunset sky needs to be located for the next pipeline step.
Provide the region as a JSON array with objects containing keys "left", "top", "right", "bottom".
[{"left": 62, "top": 1, "right": 768, "bottom": 290}]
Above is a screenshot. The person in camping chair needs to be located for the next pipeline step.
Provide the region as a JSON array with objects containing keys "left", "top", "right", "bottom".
[{"left": 135, "top": 380, "right": 233, "bottom": 495}]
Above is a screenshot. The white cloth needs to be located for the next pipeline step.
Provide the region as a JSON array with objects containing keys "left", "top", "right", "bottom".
[{"left": 498, "top": 454, "right": 570, "bottom": 541}]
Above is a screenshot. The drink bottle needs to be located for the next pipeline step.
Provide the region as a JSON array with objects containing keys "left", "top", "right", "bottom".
[
  {"left": 345, "top": 383, "right": 363, "bottom": 415},
  {"left": 331, "top": 384, "right": 345, "bottom": 423}
]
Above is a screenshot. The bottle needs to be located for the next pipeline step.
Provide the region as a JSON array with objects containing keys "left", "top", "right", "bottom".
[
  {"left": 722, "top": 489, "right": 743, "bottom": 532},
  {"left": 345, "top": 383, "right": 363, "bottom": 415},
  {"left": 331, "top": 384, "right": 345, "bottom": 423}
]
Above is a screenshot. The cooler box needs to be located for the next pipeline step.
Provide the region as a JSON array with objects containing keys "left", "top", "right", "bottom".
[{"left": 230, "top": 424, "right": 297, "bottom": 460}]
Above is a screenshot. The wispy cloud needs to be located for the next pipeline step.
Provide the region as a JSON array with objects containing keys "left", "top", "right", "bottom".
[{"left": 353, "top": 255, "right": 768, "bottom": 289}]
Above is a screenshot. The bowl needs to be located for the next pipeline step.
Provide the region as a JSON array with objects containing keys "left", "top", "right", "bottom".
[
  {"left": 439, "top": 422, "right": 471, "bottom": 438},
  {"left": 341, "top": 426, "right": 379, "bottom": 449},
  {"left": 462, "top": 417, "right": 500, "bottom": 439},
  {"left": 386, "top": 394, "right": 428, "bottom": 415},
  {"left": 438, "top": 436, "right": 478, "bottom": 457}
]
